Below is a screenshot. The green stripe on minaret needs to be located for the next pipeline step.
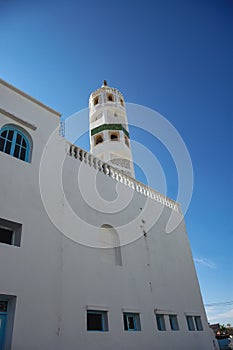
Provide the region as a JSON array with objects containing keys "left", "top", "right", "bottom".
[{"left": 91, "top": 124, "right": 130, "bottom": 138}]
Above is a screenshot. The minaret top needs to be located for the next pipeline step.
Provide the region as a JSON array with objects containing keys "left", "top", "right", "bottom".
[{"left": 89, "top": 81, "right": 125, "bottom": 112}]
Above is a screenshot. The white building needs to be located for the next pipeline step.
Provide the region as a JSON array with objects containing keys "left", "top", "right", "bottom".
[{"left": 0, "top": 78, "right": 216, "bottom": 350}]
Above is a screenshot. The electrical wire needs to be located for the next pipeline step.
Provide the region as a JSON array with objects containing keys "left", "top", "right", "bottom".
[{"left": 204, "top": 300, "right": 233, "bottom": 307}]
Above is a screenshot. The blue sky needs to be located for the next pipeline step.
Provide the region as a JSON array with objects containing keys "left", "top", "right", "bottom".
[{"left": 0, "top": 0, "right": 232, "bottom": 325}]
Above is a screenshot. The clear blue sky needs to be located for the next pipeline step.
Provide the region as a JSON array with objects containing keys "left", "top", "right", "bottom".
[{"left": 0, "top": 0, "right": 232, "bottom": 325}]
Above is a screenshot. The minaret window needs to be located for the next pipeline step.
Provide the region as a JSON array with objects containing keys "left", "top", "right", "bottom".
[
  {"left": 107, "top": 94, "right": 114, "bottom": 102},
  {"left": 94, "top": 134, "right": 103, "bottom": 146},
  {"left": 124, "top": 135, "right": 129, "bottom": 147},
  {"left": 93, "top": 96, "right": 99, "bottom": 106},
  {"left": 120, "top": 98, "right": 124, "bottom": 107},
  {"left": 109, "top": 131, "right": 119, "bottom": 141}
]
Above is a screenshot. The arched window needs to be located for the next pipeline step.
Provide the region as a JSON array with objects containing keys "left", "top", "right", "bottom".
[
  {"left": 93, "top": 96, "right": 99, "bottom": 106},
  {"left": 99, "top": 224, "right": 122, "bottom": 266},
  {"left": 0, "top": 125, "right": 31, "bottom": 162},
  {"left": 107, "top": 93, "right": 114, "bottom": 102},
  {"left": 94, "top": 133, "right": 104, "bottom": 146},
  {"left": 109, "top": 131, "right": 119, "bottom": 141},
  {"left": 124, "top": 135, "right": 129, "bottom": 147}
]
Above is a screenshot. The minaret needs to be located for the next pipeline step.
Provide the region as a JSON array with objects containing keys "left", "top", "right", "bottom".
[{"left": 89, "top": 81, "right": 135, "bottom": 177}]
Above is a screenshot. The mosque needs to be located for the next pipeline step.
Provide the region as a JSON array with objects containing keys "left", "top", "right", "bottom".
[{"left": 0, "top": 78, "right": 217, "bottom": 350}]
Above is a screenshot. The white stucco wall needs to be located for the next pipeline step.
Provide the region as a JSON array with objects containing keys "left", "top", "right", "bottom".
[{"left": 0, "top": 80, "right": 215, "bottom": 350}]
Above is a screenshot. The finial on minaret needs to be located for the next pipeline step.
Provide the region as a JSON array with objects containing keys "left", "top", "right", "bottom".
[{"left": 103, "top": 80, "right": 108, "bottom": 87}]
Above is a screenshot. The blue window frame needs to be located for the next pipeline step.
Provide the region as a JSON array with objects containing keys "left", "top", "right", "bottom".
[
  {"left": 194, "top": 316, "right": 203, "bottom": 331},
  {"left": 0, "top": 301, "right": 8, "bottom": 350},
  {"left": 86, "top": 310, "right": 108, "bottom": 331},
  {"left": 156, "top": 314, "right": 166, "bottom": 331},
  {"left": 186, "top": 315, "right": 195, "bottom": 331},
  {"left": 0, "top": 217, "right": 22, "bottom": 247},
  {"left": 0, "top": 126, "right": 31, "bottom": 162},
  {"left": 123, "top": 313, "right": 141, "bottom": 331},
  {"left": 169, "top": 314, "right": 179, "bottom": 331},
  {"left": 186, "top": 315, "right": 203, "bottom": 331}
]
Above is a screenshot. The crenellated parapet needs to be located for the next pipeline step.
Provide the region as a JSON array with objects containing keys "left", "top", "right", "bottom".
[{"left": 89, "top": 84, "right": 125, "bottom": 113}]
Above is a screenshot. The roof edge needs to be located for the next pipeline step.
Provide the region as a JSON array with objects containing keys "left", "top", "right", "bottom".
[{"left": 0, "top": 78, "right": 61, "bottom": 117}]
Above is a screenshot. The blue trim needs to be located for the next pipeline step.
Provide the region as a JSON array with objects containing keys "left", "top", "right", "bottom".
[
  {"left": 0, "top": 126, "right": 30, "bottom": 162},
  {"left": 169, "top": 314, "right": 179, "bottom": 331},
  {"left": 0, "top": 313, "right": 7, "bottom": 350},
  {"left": 123, "top": 313, "right": 141, "bottom": 331},
  {"left": 156, "top": 314, "right": 166, "bottom": 331},
  {"left": 87, "top": 310, "right": 108, "bottom": 332}
]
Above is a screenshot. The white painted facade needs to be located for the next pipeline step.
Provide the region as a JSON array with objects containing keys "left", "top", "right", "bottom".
[{"left": 0, "top": 79, "right": 216, "bottom": 350}]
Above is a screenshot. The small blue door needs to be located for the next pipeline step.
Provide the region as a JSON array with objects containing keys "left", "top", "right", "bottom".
[{"left": 0, "top": 313, "right": 7, "bottom": 350}]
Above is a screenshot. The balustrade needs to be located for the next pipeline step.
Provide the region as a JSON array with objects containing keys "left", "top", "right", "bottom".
[{"left": 67, "top": 143, "right": 180, "bottom": 212}]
